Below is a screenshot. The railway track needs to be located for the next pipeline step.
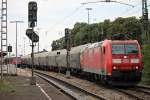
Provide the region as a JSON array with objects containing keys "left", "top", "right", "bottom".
[
  {"left": 136, "top": 85, "right": 150, "bottom": 95},
  {"left": 35, "top": 71, "right": 106, "bottom": 100},
  {"left": 34, "top": 70, "right": 150, "bottom": 100},
  {"left": 134, "top": 86, "right": 150, "bottom": 96},
  {"left": 115, "top": 85, "right": 150, "bottom": 100}
]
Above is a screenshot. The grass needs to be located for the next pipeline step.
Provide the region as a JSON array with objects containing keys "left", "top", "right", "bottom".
[{"left": 0, "top": 79, "right": 15, "bottom": 93}]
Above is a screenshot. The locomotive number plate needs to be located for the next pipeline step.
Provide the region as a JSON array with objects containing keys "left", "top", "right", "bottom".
[{"left": 123, "top": 59, "right": 129, "bottom": 63}]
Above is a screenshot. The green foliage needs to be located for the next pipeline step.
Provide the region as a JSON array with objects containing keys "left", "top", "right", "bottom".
[
  {"left": 142, "top": 45, "right": 150, "bottom": 85},
  {"left": 0, "top": 80, "right": 15, "bottom": 93},
  {"left": 74, "top": 32, "right": 81, "bottom": 46},
  {"left": 51, "top": 16, "right": 143, "bottom": 50},
  {"left": 51, "top": 37, "right": 65, "bottom": 51}
]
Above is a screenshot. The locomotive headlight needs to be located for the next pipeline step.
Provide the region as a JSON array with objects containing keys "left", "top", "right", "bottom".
[
  {"left": 135, "top": 66, "right": 139, "bottom": 69},
  {"left": 113, "top": 66, "right": 117, "bottom": 70},
  {"left": 112, "top": 59, "right": 121, "bottom": 63},
  {"left": 131, "top": 59, "right": 139, "bottom": 63}
]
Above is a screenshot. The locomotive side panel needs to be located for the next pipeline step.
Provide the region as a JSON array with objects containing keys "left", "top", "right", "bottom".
[{"left": 80, "top": 42, "right": 102, "bottom": 74}]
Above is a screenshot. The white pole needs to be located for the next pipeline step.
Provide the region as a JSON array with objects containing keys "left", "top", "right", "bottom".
[{"left": 10, "top": 21, "right": 24, "bottom": 75}]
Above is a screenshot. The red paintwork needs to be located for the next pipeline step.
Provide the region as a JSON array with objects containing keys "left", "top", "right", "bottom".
[
  {"left": 111, "top": 40, "right": 142, "bottom": 71},
  {"left": 80, "top": 40, "right": 142, "bottom": 76},
  {"left": 12, "top": 58, "right": 22, "bottom": 65},
  {"left": 6, "top": 57, "right": 22, "bottom": 65}
]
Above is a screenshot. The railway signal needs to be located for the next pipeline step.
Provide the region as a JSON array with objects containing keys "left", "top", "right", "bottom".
[
  {"left": 27, "top": 1, "right": 38, "bottom": 85},
  {"left": 8, "top": 45, "right": 12, "bottom": 74},
  {"left": 65, "top": 28, "right": 71, "bottom": 78},
  {"left": 28, "top": 1, "right": 37, "bottom": 27},
  {"left": 65, "top": 28, "right": 71, "bottom": 51},
  {"left": 8, "top": 45, "right": 12, "bottom": 52},
  {"left": 26, "top": 29, "right": 39, "bottom": 42},
  {"left": 0, "top": 52, "right": 7, "bottom": 57}
]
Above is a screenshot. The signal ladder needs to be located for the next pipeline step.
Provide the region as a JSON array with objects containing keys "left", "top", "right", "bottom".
[{"left": 1, "top": 0, "right": 8, "bottom": 78}]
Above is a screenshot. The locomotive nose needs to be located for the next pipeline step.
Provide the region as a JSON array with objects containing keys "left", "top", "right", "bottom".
[{"left": 112, "top": 54, "right": 141, "bottom": 71}]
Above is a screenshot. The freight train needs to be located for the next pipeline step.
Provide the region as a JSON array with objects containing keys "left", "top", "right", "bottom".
[{"left": 21, "top": 40, "right": 142, "bottom": 86}]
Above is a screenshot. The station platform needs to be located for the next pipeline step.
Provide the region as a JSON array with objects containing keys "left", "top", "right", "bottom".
[{"left": 0, "top": 68, "right": 73, "bottom": 100}]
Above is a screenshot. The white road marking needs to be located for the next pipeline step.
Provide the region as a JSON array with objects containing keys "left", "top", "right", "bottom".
[{"left": 37, "top": 83, "right": 52, "bottom": 100}]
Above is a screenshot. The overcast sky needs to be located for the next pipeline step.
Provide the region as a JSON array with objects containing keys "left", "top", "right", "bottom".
[{"left": 5, "top": 0, "right": 149, "bottom": 56}]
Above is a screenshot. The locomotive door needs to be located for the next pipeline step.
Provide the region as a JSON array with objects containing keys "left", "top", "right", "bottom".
[
  {"left": 100, "top": 46, "right": 103, "bottom": 73},
  {"left": 102, "top": 46, "right": 106, "bottom": 75}
]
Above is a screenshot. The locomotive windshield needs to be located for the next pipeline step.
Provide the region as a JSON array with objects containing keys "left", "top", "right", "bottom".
[{"left": 112, "top": 44, "right": 138, "bottom": 54}]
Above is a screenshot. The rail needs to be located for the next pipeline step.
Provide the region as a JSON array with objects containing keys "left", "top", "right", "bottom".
[{"left": 35, "top": 71, "right": 106, "bottom": 100}]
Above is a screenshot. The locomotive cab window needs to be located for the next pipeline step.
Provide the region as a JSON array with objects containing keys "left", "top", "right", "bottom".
[
  {"left": 125, "top": 44, "right": 138, "bottom": 54},
  {"left": 112, "top": 44, "right": 138, "bottom": 54}
]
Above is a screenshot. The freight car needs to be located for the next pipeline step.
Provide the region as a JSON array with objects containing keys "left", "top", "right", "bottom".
[{"left": 21, "top": 40, "right": 142, "bottom": 86}]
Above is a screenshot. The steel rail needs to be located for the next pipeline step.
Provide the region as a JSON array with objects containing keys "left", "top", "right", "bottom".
[
  {"left": 133, "top": 85, "right": 150, "bottom": 95},
  {"left": 136, "top": 85, "right": 150, "bottom": 90},
  {"left": 35, "top": 71, "right": 106, "bottom": 100},
  {"left": 115, "top": 88, "right": 144, "bottom": 100}
]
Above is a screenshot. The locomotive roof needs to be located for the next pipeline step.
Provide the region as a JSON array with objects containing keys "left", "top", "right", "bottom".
[
  {"left": 111, "top": 40, "right": 138, "bottom": 44},
  {"left": 88, "top": 42, "right": 103, "bottom": 48},
  {"left": 21, "top": 40, "right": 139, "bottom": 59},
  {"left": 70, "top": 43, "right": 91, "bottom": 54}
]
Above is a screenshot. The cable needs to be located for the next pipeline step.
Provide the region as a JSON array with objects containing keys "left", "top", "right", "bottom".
[
  {"left": 118, "top": 1, "right": 142, "bottom": 16},
  {"left": 81, "top": 0, "right": 134, "bottom": 7},
  {"left": 114, "top": 1, "right": 134, "bottom": 7},
  {"left": 47, "top": 5, "right": 85, "bottom": 33},
  {"left": 47, "top": 0, "right": 142, "bottom": 33}
]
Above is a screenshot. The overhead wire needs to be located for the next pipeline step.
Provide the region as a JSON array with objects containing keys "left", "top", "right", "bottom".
[
  {"left": 47, "top": 4, "right": 85, "bottom": 33},
  {"left": 118, "top": 1, "right": 142, "bottom": 16},
  {"left": 81, "top": 0, "right": 134, "bottom": 7},
  {"left": 47, "top": 0, "right": 143, "bottom": 33}
]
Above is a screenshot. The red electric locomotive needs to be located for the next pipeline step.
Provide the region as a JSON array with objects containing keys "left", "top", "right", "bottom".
[
  {"left": 80, "top": 40, "right": 142, "bottom": 85},
  {"left": 3, "top": 57, "right": 22, "bottom": 67}
]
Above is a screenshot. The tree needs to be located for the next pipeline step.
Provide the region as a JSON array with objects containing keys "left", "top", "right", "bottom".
[
  {"left": 123, "top": 17, "right": 142, "bottom": 44},
  {"left": 102, "top": 19, "right": 111, "bottom": 39},
  {"left": 142, "top": 45, "right": 150, "bottom": 84},
  {"left": 51, "top": 16, "right": 145, "bottom": 50}
]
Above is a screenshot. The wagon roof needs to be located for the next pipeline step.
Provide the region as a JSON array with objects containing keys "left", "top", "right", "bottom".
[
  {"left": 71, "top": 43, "right": 91, "bottom": 53},
  {"left": 35, "top": 52, "right": 49, "bottom": 57},
  {"left": 47, "top": 49, "right": 66, "bottom": 56}
]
